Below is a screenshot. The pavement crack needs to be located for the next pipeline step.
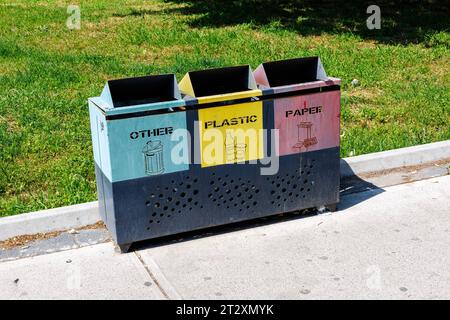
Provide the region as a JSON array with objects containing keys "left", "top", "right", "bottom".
[{"left": 134, "top": 251, "right": 171, "bottom": 300}]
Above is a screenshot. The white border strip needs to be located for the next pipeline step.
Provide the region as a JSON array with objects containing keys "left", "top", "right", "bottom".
[{"left": 1, "top": 140, "right": 449, "bottom": 241}]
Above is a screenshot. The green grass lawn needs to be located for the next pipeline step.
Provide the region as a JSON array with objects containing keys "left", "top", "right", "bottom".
[{"left": 0, "top": 0, "right": 449, "bottom": 216}]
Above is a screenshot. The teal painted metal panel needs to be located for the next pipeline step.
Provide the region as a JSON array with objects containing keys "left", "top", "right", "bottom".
[
  {"left": 104, "top": 99, "right": 186, "bottom": 116},
  {"left": 107, "top": 111, "right": 189, "bottom": 182},
  {"left": 88, "top": 101, "right": 101, "bottom": 167},
  {"left": 88, "top": 100, "right": 112, "bottom": 181},
  {"left": 89, "top": 74, "right": 190, "bottom": 183}
]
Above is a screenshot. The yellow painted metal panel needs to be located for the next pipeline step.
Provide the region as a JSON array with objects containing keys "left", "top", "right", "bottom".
[
  {"left": 178, "top": 73, "right": 195, "bottom": 97},
  {"left": 198, "top": 101, "right": 264, "bottom": 167},
  {"left": 196, "top": 89, "right": 262, "bottom": 104}
]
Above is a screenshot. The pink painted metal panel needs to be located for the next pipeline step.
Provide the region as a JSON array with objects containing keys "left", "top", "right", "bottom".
[
  {"left": 268, "top": 78, "right": 341, "bottom": 94},
  {"left": 274, "top": 91, "right": 340, "bottom": 156},
  {"left": 253, "top": 64, "right": 270, "bottom": 88}
]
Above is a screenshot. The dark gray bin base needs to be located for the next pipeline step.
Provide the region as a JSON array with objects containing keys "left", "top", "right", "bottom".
[{"left": 95, "top": 147, "right": 340, "bottom": 251}]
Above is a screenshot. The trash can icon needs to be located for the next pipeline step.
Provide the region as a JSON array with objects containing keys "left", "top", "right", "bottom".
[
  {"left": 225, "top": 132, "right": 247, "bottom": 162},
  {"left": 142, "top": 140, "right": 164, "bottom": 175},
  {"left": 293, "top": 122, "right": 318, "bottom": 151}
]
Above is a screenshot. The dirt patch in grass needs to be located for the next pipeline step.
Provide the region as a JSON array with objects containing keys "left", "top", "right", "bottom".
[
  {"left": 138, "top": 44, "right": 194, "bottom": 63},
  {"left": 347, "top": 87, "right": 383, "bottom": 100},
  {"left": 0, "top": 114, "right": 21, "bottom": 133},
  {"left": 0, "top": 220, "right": 105, "bottom": 249},
  {"left": 356, "top": 40, "right": 377, "bottom": 49},
  {"left": 428, "top": 57, "right": 450, "bottom": 80},
  {"left": 0, "top": 60, "right": 26, "bottom": 77}
]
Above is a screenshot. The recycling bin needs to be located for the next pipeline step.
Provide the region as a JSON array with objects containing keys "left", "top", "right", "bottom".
[
  {"left": 89, "top": 74, "right": 191, "bottom": 252},
  {"left": 89, "top": 59, "right": 340, "bottom": 252},
  {"left": 254, "top": 56, "right": 341, "bottom": 211}
]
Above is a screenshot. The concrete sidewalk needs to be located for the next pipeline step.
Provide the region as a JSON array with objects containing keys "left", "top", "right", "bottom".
[{"left": 1, "top": 175, "right": 449, "bottom": 299}]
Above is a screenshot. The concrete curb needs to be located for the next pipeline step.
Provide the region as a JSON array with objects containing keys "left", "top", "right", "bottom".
[
  {"left": 1, "top": 140, "right": 449, "bottom": 241},
  {"left": 340, "top": 140, "right": 450, "bottom": 178},
  {"left": 0, "top": 201, "right": 100, "bottom": 241}
]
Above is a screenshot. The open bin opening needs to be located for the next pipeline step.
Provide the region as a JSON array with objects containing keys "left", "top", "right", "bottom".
[
  {"left": 260, "top": 57, "right": 327, "bottom": 87},
  {"left": 107, "top": 74, "right": 179, "bottom": 108},
  {"left": 185, "top": 65, "right": 255, "bottom": 97}
]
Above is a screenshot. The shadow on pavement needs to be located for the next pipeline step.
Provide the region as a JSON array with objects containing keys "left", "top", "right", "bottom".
[
  {"left": 133, "top": 208, "right": 319, "bottom": 251},
  {"left": 339, "top": 160, "right": 385, "bottom": 210}
]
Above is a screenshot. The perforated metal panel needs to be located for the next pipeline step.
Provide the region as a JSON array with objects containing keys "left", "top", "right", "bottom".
[
  {"left": 265, "top": 160, "right": 316, "bottom": 208},
  {"left": 145, "top": 175, "right": 202, "bottom": 228}
]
